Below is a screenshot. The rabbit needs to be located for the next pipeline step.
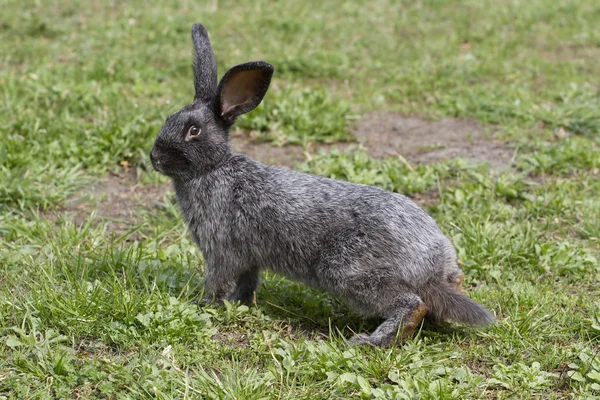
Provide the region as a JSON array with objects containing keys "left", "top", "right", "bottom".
[{"left": 150, "top": 23, "right": 494, "bottom": 347}]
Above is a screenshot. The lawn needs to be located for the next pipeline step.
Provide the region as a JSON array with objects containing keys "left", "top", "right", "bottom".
[{"left": 1, "top": 0, "right": 600, "bottom": 398}]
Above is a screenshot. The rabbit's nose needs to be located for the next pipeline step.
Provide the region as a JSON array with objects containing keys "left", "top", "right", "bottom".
[{"left": 150, "top": 149, "right": 161, "bottom": 170}]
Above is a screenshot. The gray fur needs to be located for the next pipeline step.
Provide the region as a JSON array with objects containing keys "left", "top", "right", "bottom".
[
  {"left": 191, "top": 23, "right": 218, "bottom": 101},
  {"left": 150, "top": 23, "right": 493, "bottom": 347}
]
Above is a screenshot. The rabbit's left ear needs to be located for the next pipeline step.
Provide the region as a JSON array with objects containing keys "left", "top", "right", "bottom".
[
  {"left": 191, "top": 23, "right": 218, "bottom": 101},
  {"left": 214, "top": 61, "right": 274, "bottom": 121}
]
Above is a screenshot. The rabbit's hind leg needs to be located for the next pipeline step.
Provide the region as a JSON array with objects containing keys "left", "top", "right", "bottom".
[{"left": 348, "top": 293, "right": 427, "bottom": 347}]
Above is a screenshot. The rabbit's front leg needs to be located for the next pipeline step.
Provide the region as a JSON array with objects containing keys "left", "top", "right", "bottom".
[
  {"left": 230, "top": 265, "right": 260, "bottom": 305},
  {"left": 199, "top": 271, "right": 237, "bottom": 306},
  {"left": 201, "top": 266, "right": 259, "bottom": 306},
  {"left": 199, "top": 254, "right": 238, "bottom": 306},
  {"left": 199, "top": 254, "right": 257, "bottom": 306}
]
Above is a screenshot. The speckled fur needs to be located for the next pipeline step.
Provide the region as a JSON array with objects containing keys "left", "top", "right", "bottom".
[{"left": 150, "top": 23, "right": 493, "bottom": 346}]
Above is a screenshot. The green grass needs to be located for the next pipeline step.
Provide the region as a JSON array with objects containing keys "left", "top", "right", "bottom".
[
  {"left": 238, "top": 86, "right": 354, "bottom": 146},
  {"left": 2, "top": 0, "right": 600, "bottom": 398}
]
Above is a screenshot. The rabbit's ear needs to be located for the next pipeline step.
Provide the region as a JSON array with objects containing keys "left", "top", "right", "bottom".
[
  {"left": 214, "top": 61, "right": 274, "bottom": 121},
  {"left": 191, "top": 23, "right": 218, "bottom": 101}
]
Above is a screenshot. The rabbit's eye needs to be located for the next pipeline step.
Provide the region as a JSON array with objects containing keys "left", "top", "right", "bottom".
[{"left": 188, "top": 125, "right": 201, "bottom": 137}]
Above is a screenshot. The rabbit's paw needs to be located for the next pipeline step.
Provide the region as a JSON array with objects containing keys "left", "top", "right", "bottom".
[
  {"left": 347, "top": 333, "right": 375, "bottom": 347},
  {"left": 191, "top": 296, "right": 221, "bottom": 308}
]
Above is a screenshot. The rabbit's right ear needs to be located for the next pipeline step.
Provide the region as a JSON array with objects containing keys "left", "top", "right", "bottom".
[{"left": 191, "top": 23, "right": 218, "bottom": 101}]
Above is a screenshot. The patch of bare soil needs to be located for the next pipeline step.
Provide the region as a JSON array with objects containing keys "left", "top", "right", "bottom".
[
  {"left": 230, "top": 128, "right": 352, "bottom": 168},
  {"left": 540, "top": 44, "right": 600, "bottom": 63},
  {"left": 212, "top": 330, "right": 250, "bottom": 347},
  {"left": 51, "top": 171, "right": 170, "bottom": 235},
  {"left": 232, "top": 113, "right": 514, "bottom": 171},
  {"left": 353, "top": 113, "right": 514, "bottom": 170}
]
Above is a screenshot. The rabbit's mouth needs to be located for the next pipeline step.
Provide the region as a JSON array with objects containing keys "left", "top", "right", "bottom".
[
  {"left": 150, "top": 146, "right": 192, "bottom": 178},
  {"left": 150, "top": 148, "right": 166, "bottom": 173}
]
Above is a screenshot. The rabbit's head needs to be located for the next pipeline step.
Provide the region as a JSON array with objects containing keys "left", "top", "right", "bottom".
[{"left": 150, "top": 23, "right": 273, "bottom": 180}]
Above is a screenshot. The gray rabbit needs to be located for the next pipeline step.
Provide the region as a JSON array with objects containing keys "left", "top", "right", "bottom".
[{"left": 150, "top": 23, "right": 493, "bottom": 347}]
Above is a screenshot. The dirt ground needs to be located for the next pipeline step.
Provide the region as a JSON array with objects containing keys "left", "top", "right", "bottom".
[
  {"left": 352, "top": 113, "right": 513, "bottom": 170},
  {"left": 51, "top": 169, "right": 168, "bottom": 234},
  {"left": 56, "top": 113, "right": 514, "bottom": 230},
  {"left": 231, "top": 112, "right": 513, "bottom": 170}
]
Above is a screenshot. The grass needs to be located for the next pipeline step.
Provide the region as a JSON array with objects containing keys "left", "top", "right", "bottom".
[
  {"left": 1, "top": 0, "right": 600, "bottom": 398},
  {"left": 238, "top": 86, "right": 354, "bottom": 146}
]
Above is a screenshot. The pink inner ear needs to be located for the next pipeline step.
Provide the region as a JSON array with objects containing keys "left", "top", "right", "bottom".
[
  {"left": 220, "top": 69, "right": 264, "bottom": 116},
  {"left": 221, "top": 104, "right": 239, "bottom": 117}
]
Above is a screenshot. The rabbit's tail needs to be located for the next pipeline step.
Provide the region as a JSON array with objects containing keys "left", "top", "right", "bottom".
[{"left": 418, "top": 284, "right": 494, "bottom": 326}]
